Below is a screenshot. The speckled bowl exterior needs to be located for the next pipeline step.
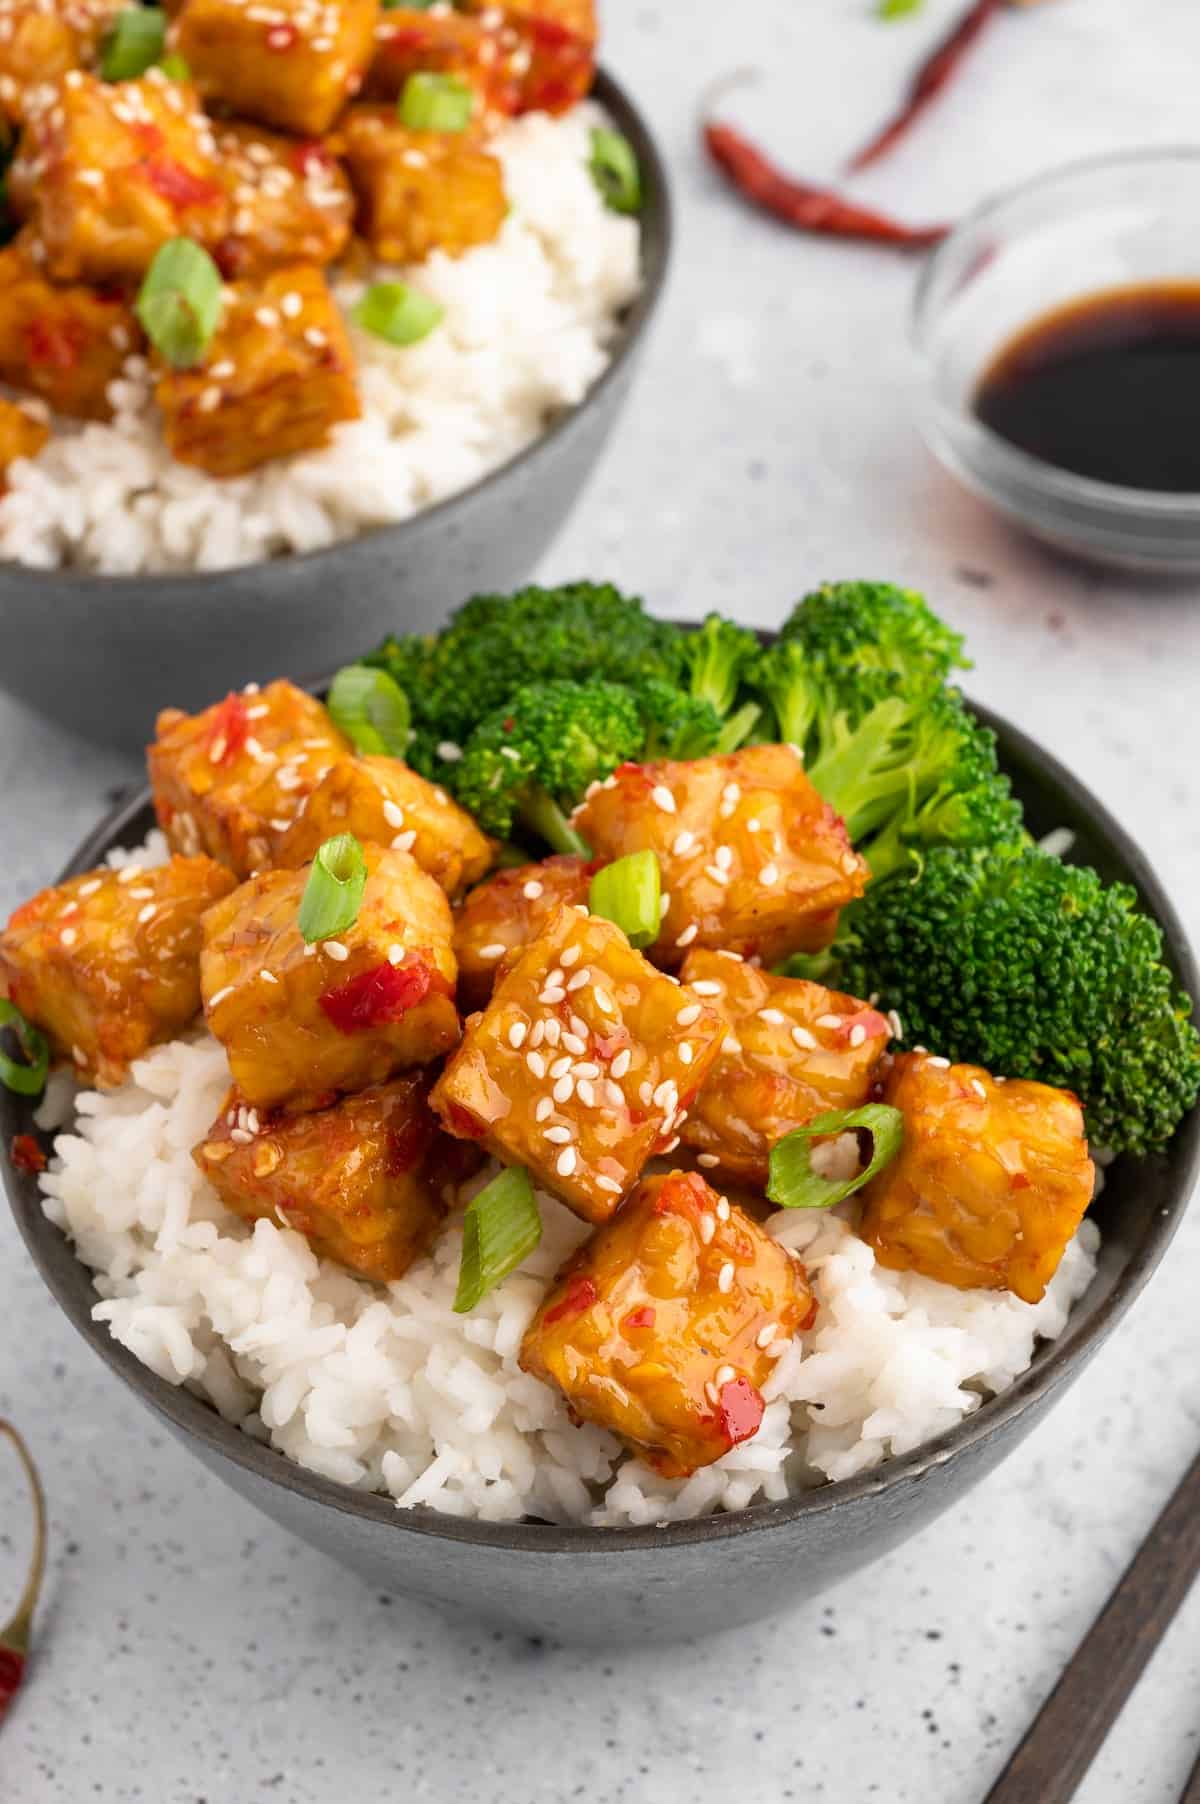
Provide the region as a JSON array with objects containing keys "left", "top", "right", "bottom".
[
  {"left": 0, "top": 71, "right": 671, "bottom": 757},
  {"left": 4, "top": 696, "right": 1199, "bottom": 1644}
]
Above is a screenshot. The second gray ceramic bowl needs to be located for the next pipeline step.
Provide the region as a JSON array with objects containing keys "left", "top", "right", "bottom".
[
  {"left": 0, "top": 70, "right": 671, "bottom": 756},
  {"left": 4, "top": 697, "right": 1198, "bottom": 1643}
]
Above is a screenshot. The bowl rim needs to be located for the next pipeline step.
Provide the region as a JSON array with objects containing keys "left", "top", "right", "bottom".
[
  {"left": 5, "top": 687, "right": 1200, "bottom": 1554},
  {"left": 911, "top": 142, "right": 1200, "bottom": 517},
  {"left": 0, "top": 65, "right": 673, "bottom": 597}
]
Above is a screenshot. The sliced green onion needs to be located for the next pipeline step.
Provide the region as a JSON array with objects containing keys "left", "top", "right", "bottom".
[
  {"left": 350, "top": 282, "right": 444, "bottom": 348},
  {"left": 0, "top": 999, "right": 49, "bottom": 1097},
  {"left": 766, "top": 1104, "right": 904, "bottom": 1211},
  {"left": 588, "top": 850, "right": 660, "bottom": 950},
  {"left": 298, "top": 834, "right": 367, "bottom": 944},
  {"left": 135, "top": 238, "right": 222, "bottom": 370},
  {"left": 327, "top": 664, "right": 412, "bottom": 757},
  {"left": 588, "top": 126, "right": 641, "bottom": 215},
  {"left": 399, "top": 71, "right": 474, "bottom": 132},
  {"left": 454, "top": 1166, "right": 541, "bottom": 1313},
  {"left": 157, "top": 50, "right": 191, "bottom": 79},
  {"left": 101, "top": 6, "right": 167, "bottom": 81}
]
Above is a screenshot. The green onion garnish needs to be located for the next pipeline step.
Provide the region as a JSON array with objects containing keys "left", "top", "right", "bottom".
[
  {"left": 399, "top": 71, "right": 474, "bottom": 132},
  {"left": 327, "top": 664, "right": 412, "bottom": 757},
  {"left": 135, "top": 238, "right": 222, "bottom": 370},
  {"left": 588, "top": 850, "right": 661, "bottom": 950},
  {"left": 350, "top": 282, "right": 444, "bottom": 348},
  {"left": 588, "top": 127, "right": 641, "bottom": 215},
  {"left": 101, "top": 6, "right": 167, "bottom": 81},
  {"left": 157, "top": 50, "right": 191, "bottom": 79},
  {"left": 766, "top": 1104, "right": 904, "bottom": 1211},
  {"left": 298, "top": 833, "right": 368, "bottom": 944},
  {"left": 453, "top": 1166, "right": 542, "bottom": 1313},
  {"left": 0, "top": 999, "right": 49, "bottom": 1097}
]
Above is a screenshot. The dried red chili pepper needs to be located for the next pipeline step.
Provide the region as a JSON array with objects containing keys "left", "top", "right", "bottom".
[
  {"left": 10, "top": 1135, "right": 46, "bottom": 1175},
  {"left": 0, "top": 1421, "right": 46, "bottom": 1725},
  {"left": 847, "top": 0, "right": 1002, "bottom": 173},
  {"left": 704, "top": 120, "right": 948, "bottom": 250}
]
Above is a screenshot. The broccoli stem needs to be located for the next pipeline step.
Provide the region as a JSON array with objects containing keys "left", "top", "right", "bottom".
[
  {"left": 519, "top": 784, "right": 592, "bottom": 858},
  {"left": 714, "top": 701, "right": 762, "bottom": 756}
]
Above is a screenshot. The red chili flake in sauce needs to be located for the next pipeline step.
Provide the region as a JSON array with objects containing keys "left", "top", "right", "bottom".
[
  {"left": 24, "top": 317, "right": 85, "bottom": 370},
  {"left": 622, "top": 1305, "right": 655, "bottom": 1332},
  {"left": 799, "top": 1296, "right": 819, "bottom": 1334},
  {"left": 204, "top": 691, "right": 250, "bottom": 765},
  {"left": 1010, "top": 1172, "right": 1031, "bottom": 1191},
  {"left": 132, "top": 121, "right": 165, "bottom": 154},
  {"left": 717, "top": 1376, "right": 765, "bottom": 1449},
  {"left": 293, "top": 139, "right": 334, "bottom": 177},
  {"left": 145, "top": 157, "right": 222, "bottom": 209},
  {"left": 10, "top": 1136, "right": 46, "bottom": 1175},
  {"left": 592, "top": 1030, "right": 629, "bottom": 1064},
  {"left": 266, "top": 22, "right": 297, "bottom": 49},
  {"left": 833, "top": 1008, "right": 891, "bottom": 1045},
  {"left": 611, "top": 761, "right": 652, "bottom": 788},
  {"left": 441, "top": 1101, "right": 486, "bottom": 1141},
  {"left": 387, "top": 1112, "right": 432, "bottom": 1175},
  {"left": 652, "top": 1171, "right": 707, "bottom": 1217},
  {"left": 543, "top": 1273, "right": 598, "bottom": 1326},
  {"left": 319, "top": 958, "right": 438, "bottom": 1033}
]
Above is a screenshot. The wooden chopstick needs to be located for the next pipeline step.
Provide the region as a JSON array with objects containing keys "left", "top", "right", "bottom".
[{"left": 982, "top": 1446, "right": 1200, "bottom": 1804}]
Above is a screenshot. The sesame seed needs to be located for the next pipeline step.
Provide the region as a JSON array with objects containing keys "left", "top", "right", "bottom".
[
  {"left": 651, "top": 785, "right": 676, "bottom": 814},
  {"left": 230, "top": 1128, "right": 253, "bottom": 1145},
  {"left": 971, "top": 1078, "right": 987, "bottom": 1099},
  {"left": 566, "top": 969, "right": 590, "bottom": 992},
  {"left": 544, "top": 1019, "right": 562, "bottom": 1046},
  {"left": 548, "top": 1055, "right": 571, "bottom": 1079},
  {"left": 60, "top": 927, "right": 77, "bottom": 947},
  {"left": 690, "top": 980, "right": 722, "bottom": 997},
  {"left": 791, "top": 1026, "right": 818, "bottom": 1051},
  {"left": 479, "top": 942, "right": 506, "bottom": 961},
  {"left": 529, "top": 1020, "right": 546, "bottom": 1048},
  {"left": 556, "top": 1147, "right": 577, "bottom": 1177},
  {"left": 653, "top": 1079, "right": 677, "bottom": 1111},
  {"left": 595, "top": 1175, "right": 622, "bottom": 1195},
  {"left": 392, "top": 829, "right": 417, "bottom": 853},
  {"left": 136, "top": 903, "right": 157, "bottom": 924},
  {"left": 535, "top": 1098, "right": 553, "bottom": 1122},
  {"left": 716, "top": 1196, "right": 731, "bottom": 1222},
  {"left": 697, "top": 1153, "right": 721, "bottom": 1169},
  {"left": 850, "top": 1024, "right": 867, "bottom": 1048},
  {"left": 562, "top": 1033, "right": 587, "bottom": 1055},
  {"left": 539, "top": 986, "right": 566, "bottom": 1005},
  {"left": 208, "top": 984, "right": 234, "bottom": 1008},
  {"left": 716, "top": 949, "right": 744, "bottom": 962},
  {"left": 671, "top": 829, "right": 696, "bottom": 856},
  {"left": 577, "top": 1080, "right": 596, "bottom": 1106},
  {"left": 261, "top": 970, "right": 280, "bottom": 984},
  {"left": 675, "top": 923, "right": 698, "bottom": 948},
  {"left": 610, "top": 1048, "right": 631, "bottom": 1079},
  {"left": 756, "top": 1323, "right": 778, "bottom": 1349},
  {"left": 816, "top": 1014, "right": 843, "bottom": 1030},
  {"left": 78, "top": 878, "right": 102, "bottom": 897},
  {"left": 593, "top": 987, "right": 615, "bottom": 1014},
  {"left": 323, "top": 940, "right": 349, "bottom": 960},
  {"left": 437, "top": 740, "right": 463, "bottom": 762},
  {"left": 387, "top": 944, "right": 404, "bottom": 965},
  {"left": 758, "top": 1008, "right": 785, "bottom": 1024},
  {"left": 929, "top": 1055, "right": 951, "bottom": 1070},
  {"left": 659, "top": 893, "right": 670, "bottom": 917},
  {"left": 704, "top": 865, "right": 729, "bottom": 887},
  {"left": 281, "top": 290, "right": 303, "bottom": 318},
  {"left": 714, "top": 845, "right": 733, "bottom": 871},
  {"left": 717, "top": 1261, "right": 735, "bottom": 1293},
  {"left": 574, "top": 1061, "right": 600, "bottom": 1079},
  {"left": 72, "top": 1045, "right": 87, "bottom": 1066},
  {"left": 676, "top": 1003, "right": 701, "bottom": 1027},
  {"left": 679, "top": 1043, "right": 694, "bottom": 1065},
  {"left": 118, "top": 866, "right": 142, "bottom": 885},
  {"left": 722, "top": 783, "right": 741, "bottom": 807},
  {"left": 704, "top": 1381, "right": 719, "bottom": 1407},
  {"left": 887, "top": 1009, "right": 903, "bottom": 1039},
  {"left": 638, "top": 1081, "right": 653, "bottom": 1106},
  {"left": 759, "top": 863, "right": 779, "bottom": 887},
  {"left": 553, "top": 1075, "right": 574, "bottom": 1104},
  {"left": 715, "top": 1364, "right": 735, "bottom": 1387},
  {"left": 382, "top": 799, "right": 405, "bottom": 829},
  {"left": 523, "top": 879, "right": 544, "bottom": 900},
  {"left": 508, "top": 1022, "right": 527, "bottom": 1050},
  {"left": 605, "top": 1081, "right": 624, "bottom": 1108},
  {"left": 526, "top": 1051, "right": 546, "bottom": 1078}
]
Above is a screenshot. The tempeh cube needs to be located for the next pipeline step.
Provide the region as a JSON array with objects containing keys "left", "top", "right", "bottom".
[
  {"left": 678, "top": 949, "right": 892, "bottom": 1184},
  {"left": 521, "top": 1169, "right": 814, "bottom": 1477},
  {"left": 452, "top": 854, "right": 593, "bottom": 1011},
  {"left": 859, "top": 1052, "right": 1095, "bottom": 1304},
  {"left": 0, "top": 241, "right": 141, "bottom": 419},
  {"left": 0, "top": 396, "right": 49, "bottom": 485},
  {"left": 574, "top": 745, "right": 869, "bottom": 969},
  {"left": 430, "top": 903, "right": 726, "bottom": 1225},
  {"left": 211, "top": 121, "right": 353, "bottom": 279},
  {"left": 149, "top": 679, "right": 351, "bottom": 878},
  {"left": 194, "top": 1073, "right": 480, "bottom": 1281},
  {"left": 0, "top": 0, "right": 126, "bottom": 124},
  {"left": 0, "top": 854, "right": 236, "bottom": 1086},
  {"left": 333, "top": 106, "right": 506, "bottom": 264},
  {"left": 171, "top": 0, "right": 377, "bottom": 135},
  {"left": 201, "top": 844, "right": 460, "bottom": 1114},
  {"left": 276, "top": 755, "right": 493, "bottom": 901}
]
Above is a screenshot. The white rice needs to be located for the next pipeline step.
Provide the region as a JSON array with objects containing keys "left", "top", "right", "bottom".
[
  {"left": 37, "top": 1035, "right": 1099, "bottom": 1528},
  {"left": 0, "top": 103, "right": 641, "bottom": 575}
]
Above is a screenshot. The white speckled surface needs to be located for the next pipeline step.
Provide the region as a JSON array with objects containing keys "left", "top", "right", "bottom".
[{"left": 4, "top": 1, "right": 1200, "bottom": 1798}]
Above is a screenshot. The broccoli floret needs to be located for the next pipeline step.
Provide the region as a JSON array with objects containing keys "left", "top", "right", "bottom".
[
  {"left": 365, "top": 583, "right": 685, "bottom": 750},
  {"left": 778, "top": 579, "right": 970, "bottom": 713},
  {"left": 834, "top": 846, "right": 1200, "bottom": 1156},
  {"left": 635, "top": 677, "right": 724, "bottom": 760},
  {"left": 683, "top": 613, "right": 760, "bottom": 715},
  {"left": 451, "top": 679, "right": 644, "bottom": 854}
]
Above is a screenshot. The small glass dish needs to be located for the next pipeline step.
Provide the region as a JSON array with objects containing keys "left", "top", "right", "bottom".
[{"left": 912, "top": 146, "right": 1200, "bottom": 574}]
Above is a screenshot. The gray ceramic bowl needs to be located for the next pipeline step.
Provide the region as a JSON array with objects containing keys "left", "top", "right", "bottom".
[
  {"left": 0, "top": 70, "right": 671, "bottom": 757},
  {"left": 4, "top": 699, "right": 1199, "bottom": 1644}
]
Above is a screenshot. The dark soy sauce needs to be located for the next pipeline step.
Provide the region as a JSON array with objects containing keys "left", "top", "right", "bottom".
[{"left": 973, "top": 281, "right": 1200, "bottom": 492}]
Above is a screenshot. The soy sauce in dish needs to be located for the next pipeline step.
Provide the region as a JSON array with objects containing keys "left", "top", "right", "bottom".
[{"left": 973, "top": 281, "right": 1200, "bottom": 493}]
